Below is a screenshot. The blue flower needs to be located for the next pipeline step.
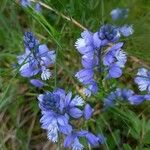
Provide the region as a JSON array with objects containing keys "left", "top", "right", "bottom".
[
  {"left": 83, "top": 104, "right": 94, "bottom": 120},
  {"left": 128, "top": 95, "right": 145, "bottom": 105},
  {"left": 38, "top": 91, "right": 73, "bottom": 142},
  {"left": 17, "top": 32, "right": 55, "bottom": 80},
  {"left": 93, "top": 24, "right": 133, "bottom": 48},
  {"left": 75, "top": 31, "right": 99, "bottom": 97},
  {"left": 64, "top": 130, "right": 105, "bottom": 149},
  {"left": 38, "top": 88, "right": 98, "bottom": 146},
  {"left": 30, "top": 79, "right": 45, "bottom": 88},
  {"left": 116, "top": 88, "right": 134, "bottom": 100},
  {"left": 119, "top": 25, "right": 134, "bottom": 37},
  {"left": 35, "top": 3, "right": 42, "bottom": 12},
  {"left": 128, "top": 94, "right": 150, "bottom": 105},
  {"left": 75, "top": 69, "right": 94, "bottom": 84},
  {"left": 81, "top": 53, "right": 98, "bottom": 69},
  {"left": 72, "top": 138, "right": 84, "bottom": 150},
  {"left": 78, "top": 130, "right": 105, "bottom": 146},
  {"left": 38, "top": 92, "right": 62, "bottom": 113},
  {"left": 64, "top": 133, "right": 84, "bottom": 150},
  {"left": 103, "top": 42, "right": 127, "bottom": 78},
  {"left": 38, "top": 89, "right": 92, "bottom": 142},
  {"left": 23, "top": 31, "right": 39, "bottom": 50},
  {"left": 75, "top": 68, "right": 98, "bottom": 97},
  {"left": 64, "top": 92, "right": 84, "bottom": 119},
  {"left": 20, "top": 0, "right": 42, "bottom": 12},
  {"left": 83, "top": 81, "right": 98, "bottom": 97},
  {"left": 83, "top": 132, "right": 104, "bottom": 147},
  {"left": 40, "top": 111, "right": 72, "bottom": 142},
  {"left": 20, "top": 0, "right": 30, "bottom": 7},
  {"left": 104, "top": 88, "right": 134, "bottom": 108},
  {"left": 75, "top": 25, "right": 132, "bottom": 97},
  {"left": 104, "top": 91, "right": 118, "bottom": 108},
  {"left": 93, "top": 24, "right": 133, "bottom": 47},
  {"left": 134, "top": 68, "right": 150, "bottom": 92},
  {"left": 75, "top": 30, "right": 94, "bottom": 55},
  {"left": 104, "top": 87, "right": 150, "bottom": 107},
  {"left": 98, "top": 24, "right": 121, "bottom": 45},
  {"left": 110, "top": 8, "right": 129, "bottom": 21},
  {"left": 93, "top": 32, "right": 102, "bottom": 48}
]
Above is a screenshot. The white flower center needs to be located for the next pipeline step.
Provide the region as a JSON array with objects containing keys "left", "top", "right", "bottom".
[
  {"left": 41, "top": 69, "right": 51, "bottom": 80},
  {"left": 72, "top": 96, "right": 84, "bottom": 106},
  {"left": 72, "top": 138, "right": 84, "bottom": 150},
  {"left": 75, "top": 38, "right": 86, "bottom": 49},
  {"left": 47, "top": 121, "right": 58, "bottom": 142}
]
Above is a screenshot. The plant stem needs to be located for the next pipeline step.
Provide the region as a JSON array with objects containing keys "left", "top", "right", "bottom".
[{"left": 57, "top": 133, "right": 61, "bottom": 150}]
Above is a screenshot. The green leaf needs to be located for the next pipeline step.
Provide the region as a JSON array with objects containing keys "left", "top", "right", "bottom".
[
  {"left": 107, "top": 130, "right": 121, "bottom": 150},
  {"left": 123, "top": 144, "right": 132, "bottom": 150}
]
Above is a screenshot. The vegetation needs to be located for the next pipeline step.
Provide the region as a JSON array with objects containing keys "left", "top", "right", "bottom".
[{"left": 0, "top": 0, "right": 150, "bottom": 149}]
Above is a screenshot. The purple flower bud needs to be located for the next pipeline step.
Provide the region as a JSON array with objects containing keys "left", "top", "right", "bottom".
[
  {"left": 85, "top": 132, "right": 99, "bottom": 147},
  {"left": 109, "top": 65, "right": 122, "bottom": 78},
  {"left": 110, "top": 8, "right": 129, "bottom": 21},
  {"left": 35, "top": 3, "right": 42, "bottom": 12},
  {"left": 119, "top": 25, "right": 134, "bottom": 37},
  {"left": 83, "top": 82, "right": 98, "bottom": 97},
  {"left": 20, "top": 0, "right": 30, "bottom": 7},
  {"left": 75, "top": 69, "right": 94, "bottom": 84},
  {"left": 69, "top": 108, "right": 83, "bottom": 118},
  {"left": 128, "top": 95, "right": 145, "bottom": 105},
  {"left": 30, "top": 79, "right": 45, "bottom": 88},
  {"left": 84, "top": 104, "right": 93, "bottom": 120}
]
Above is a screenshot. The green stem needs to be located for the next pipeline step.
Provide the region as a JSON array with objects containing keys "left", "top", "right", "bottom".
[
  {"left": 85, "top": 121, "right": 91, "bottom": 150},
  {"left": 57, "top": 134, "right": 61, "bottom": 150}
]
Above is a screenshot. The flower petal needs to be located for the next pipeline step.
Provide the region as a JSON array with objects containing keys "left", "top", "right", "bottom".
[{"left": 69, "top": 108, "right": 83, "bottom": 118}]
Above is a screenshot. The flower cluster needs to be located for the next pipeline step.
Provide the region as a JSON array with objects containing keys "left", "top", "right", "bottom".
[
  {"left": 64, "top": 130, "right": 105, "bottom": 150},
  {"left": 103, "top": 42, "right": 127, "bottom": 78},
  {"left": 16, "top": 5, "right": 150, "bottom": 150},
  {"left": 104, "top": 88, "right": 134, "bottom": 109},
  {"left": 75, "top": 31, "right": 99, "bottom": 97},
  {"left": 20, "top": 0, "right": 41, "bottom": 12},
  {"left": 17, "top": 32, "right": 55, "bottom": 87},
  {"left": 75, "top": 24, "right": 133, "bottom": 97},
  {"left": 104, "top": 88, "right": 150, "bottom": 109},
  {"left": 104, "top": 68, "right": 150, "bottom": 108},
  {"left": 38, "top": 88, "right": 105, "bottom": 149}
]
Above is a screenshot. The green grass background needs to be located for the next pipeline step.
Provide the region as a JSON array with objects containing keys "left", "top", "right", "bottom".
[{"left": 0, "top": 0, "right": 150, "bottom": 149}]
